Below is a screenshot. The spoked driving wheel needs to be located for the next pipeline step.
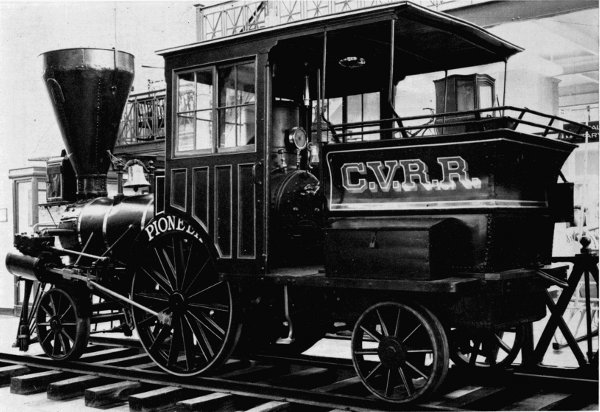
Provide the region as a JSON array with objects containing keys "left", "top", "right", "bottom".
[
  {"left": 351, "top": 301, "right": 449, "bottom": 404},
  {"left": 450, "top": 325, "right": 524, "bottom": 368},
  {"left": 132, "top": 227, "right": 240, "bottom": 376},
  {"left": 36, "top": 287, "right": 90, "bottom": 361}
]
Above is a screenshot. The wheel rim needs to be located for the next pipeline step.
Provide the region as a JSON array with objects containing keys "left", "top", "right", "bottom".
[
  {"left": 351, "top": 302, "right": 448, "bottom": 403},
  {"left": 36, "top": 288, "right": 88, "bottom": 360},
  {"left": 132, "top": 230, "right": 238, "bottom": 376},
  {"left": 451, "top": 326, "right": 524, "bottom": 368}
]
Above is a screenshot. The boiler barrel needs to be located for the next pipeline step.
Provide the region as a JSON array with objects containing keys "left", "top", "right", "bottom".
[{"left": 58, "top": 195, "right": 154, "bottom": 259}]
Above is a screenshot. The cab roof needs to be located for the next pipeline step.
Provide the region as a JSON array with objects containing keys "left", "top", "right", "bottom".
[{"left": 157, "top": 1, "right": 523, "bottom": 75}]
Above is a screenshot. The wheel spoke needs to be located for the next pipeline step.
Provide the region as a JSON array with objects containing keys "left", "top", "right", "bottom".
[
  {"left": 52, "top": 331, "right": 62, "bottom": 356},
  {"left": 175, "top": 238, "right": 187, "bottom": 290},
  {"left": 407, "top": 349, "right": 433, "bottom": 353},
  {"left": 154, "top": 248, "right": 177, "bottom": 291},
  {"left": 402, "top": 324, "right": 422, "bottom": 344},
  {"left": 41, "top": 330, "right": 53, "bottom": 346},
  {"left": 393, "top": 308, "right": 401, "bottom": 338},
  {"left": 376, "top": 309, "right": 389, "bottom": 337},
  {"left": 398, "top": 367, "right": 414, "bottom": 396},
  {"left": 140, "top": 267, "right": 172, "bottom": 294},
  {"left": 180, "top": 316, "right": 195, "bottom": 370},
  {"left": 187, "top": 309, "right": 225, "bottom": 340},
  {"left": 61, "top": 329, "right": 75, "bottom": 345},
  {"left": 181, "top": 241, "right": 194, "bottom": 291},
  {"left": 185, "top": 314, "right": 214, "bottom": 359},
  {"left": 385, "top": 369, "right": 394, "bottom": 397},
  {"left": 137, "top": 312, "right": 163, "bottom": 329},
  {"left": 360, "top": 325, "right": 382, "bottom": 343},
  {"left": 41, "top": 303, "right": 54, "bottom": 318},
  {"left": 149, "top": 324, "right": 172, "bottom": 353},
  {"left": 188, "top": 302, "right": 228, "bottom": 312},
  {"left": 183, "top": 262, "right": 214, "bottom": 297},
  {"left": 354, "top": 349, "right": 379, "bottom": 355},
  {"left": 167, "top": 314, "right": 181, "bottom": 366},
  {"left": 493, "top": 333, "right": 512, "bottom": 354},
  {"left": 364, "top": 362, "right": 384, "bottom": 381},
  {"left": 469, "top": 338, "right": 482, "bottom": 366},
  {"left": 136, "top": 292, "right": 169, "bottom": 305},
  {"left": 405, "top": 361, "right": 429, "bottom": 379},
  {"left": 59, "top": 305, "right": 74, "bottom": 322},
  {"left": 59, "top": 332, "right": 70, "bottom": 353}
]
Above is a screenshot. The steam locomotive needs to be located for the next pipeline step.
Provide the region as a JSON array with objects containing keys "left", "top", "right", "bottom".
[{"left": 5, "top": 2, "right": 593, "bottom": 403}]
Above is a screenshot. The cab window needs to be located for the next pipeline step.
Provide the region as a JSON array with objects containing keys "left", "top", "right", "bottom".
[{"left": 174, "top": 59, "right": 256, "bottom": 156}]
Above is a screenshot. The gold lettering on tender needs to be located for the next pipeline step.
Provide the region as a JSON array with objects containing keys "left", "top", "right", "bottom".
[
  {"left": 366, "top": 161, "right": 399, "bottom": 193},
  {"left": 398, "top": 159, "right": 432, "bottom": 192},
  {"left": 341, "top": 163, "right": 368, "bottom": 193},
  {"left": 437, "top": 156, "right": 481, "bottom": 190}
]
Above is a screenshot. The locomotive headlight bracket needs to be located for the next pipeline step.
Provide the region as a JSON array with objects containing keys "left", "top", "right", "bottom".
[{"left": 286, "top": 127, "right": 308, "bottom": 151}]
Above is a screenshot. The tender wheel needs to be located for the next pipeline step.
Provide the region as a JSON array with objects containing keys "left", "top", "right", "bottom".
[
  {"left": 351, "top": 302, "right": 449, "bottom": 404},
  {"left": 36, "top": 287, "right": 90, "bottom": 361},
  {"left": 450, "top": 325, "right": 524, "bottom": 368},
  {"left": 131, "top": 229, "right": 240, "bottom": 376}
]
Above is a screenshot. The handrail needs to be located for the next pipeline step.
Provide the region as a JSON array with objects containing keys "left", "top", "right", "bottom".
[{"left": 320, "top": 106, "right": 594, "bottom": 143}]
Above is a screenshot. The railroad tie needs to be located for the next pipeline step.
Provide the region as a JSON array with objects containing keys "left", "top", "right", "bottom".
[
  {"left": 47, "top": 353, "right": 150, "bottom": 400},
  {"left": 128, "top": 386, "right": 201, "bottom": 412},
  {"left": 176, "top": 392, "right": 236, "bottom": 411},
  {"left": 245, "top": 400, "right": 290, "bottom": 412},
  {"left": 85, "top": 380, "right": 154, "bottom": 408},
  {"left": 10, "top": 347, "right": 140, "bottom": 395},
  {"left": 0, "top": 364, "right": 33, "bottom": 386},
  {"left": 218, "top": 364, "right": 285, "bottom": 381},
  {"left": 437, "top": 386, "right": 508, "bottom": 410},
  {"left": 265, "top": 367, "right": 336, "bottom": 389},
  {"left": 500, "top": 392, "right": 573, "bottom": 411},
  {"left": 315, "top": 376, "right": 363, "bottom": 394}
]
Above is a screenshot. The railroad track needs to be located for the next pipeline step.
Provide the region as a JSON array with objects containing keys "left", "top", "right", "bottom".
[{"left": 0, "top": 341, "right": 597, "bottom": 412}]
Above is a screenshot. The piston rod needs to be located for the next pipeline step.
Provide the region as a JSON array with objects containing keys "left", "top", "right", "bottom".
[{"left": 48, "top": 268, "right": 171, "bottom": 325}]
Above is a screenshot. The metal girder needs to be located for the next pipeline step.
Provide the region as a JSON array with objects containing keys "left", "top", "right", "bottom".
[{"left": 447, "top": 0, "right": 598, "bottom": 28}]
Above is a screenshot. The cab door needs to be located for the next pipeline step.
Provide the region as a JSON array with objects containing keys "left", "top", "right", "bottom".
[{"left": 166, "top": 54, "right": 267, "bottom": 274}]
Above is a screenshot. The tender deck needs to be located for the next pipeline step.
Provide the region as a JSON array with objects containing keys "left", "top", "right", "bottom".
[{"left": 221, "top": 265, "right": 567, "bottom": 294}]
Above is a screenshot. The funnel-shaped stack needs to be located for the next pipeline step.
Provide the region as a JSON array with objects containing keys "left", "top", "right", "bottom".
[{"left": 42, "top": 48, "right": 134, "bottom": 199}]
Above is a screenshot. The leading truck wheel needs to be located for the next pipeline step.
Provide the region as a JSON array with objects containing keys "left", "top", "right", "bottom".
[
  {"left": 131, "top": 224, "right": 240, "bottom": 376},
  {"left": 36, "top": 287, "right": 90, "bottom": 361},
  {"left": 351, "top": 302, "right": 449, "bottom": 404}
]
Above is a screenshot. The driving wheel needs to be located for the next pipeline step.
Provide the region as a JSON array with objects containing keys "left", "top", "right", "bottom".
[
  {"left": 351, "top": 301, "right": 449, "bottom": 404},
  {"left": 36, "top": 287, "right": 90, "bottom": 361},
  {"left": 450, "top": 325, "right": 524, "bottom": 368},
  {"left": 132, "top": 229, "right": 240, "bottom": 376}
]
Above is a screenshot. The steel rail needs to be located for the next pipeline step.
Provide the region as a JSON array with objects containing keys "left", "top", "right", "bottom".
[{"left": 0, "top": 351, "right": 398, "bottom": 412}]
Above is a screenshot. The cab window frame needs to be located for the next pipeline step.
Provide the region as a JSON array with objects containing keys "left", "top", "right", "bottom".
[{"left": 173, "top": 57, "right": 257, "bottom": 157}]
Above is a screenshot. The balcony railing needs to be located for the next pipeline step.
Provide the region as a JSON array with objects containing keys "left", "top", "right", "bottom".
[
  {"left": 195, "top": 0, "right": 491, "bottom": 41},
  {"left": 117, "top": 90, "right": 165, "bottom": 146}
]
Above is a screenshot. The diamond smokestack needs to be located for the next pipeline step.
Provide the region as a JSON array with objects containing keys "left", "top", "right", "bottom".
[{"left": 42, "top": 48, "right": 135, "bottom": 199}]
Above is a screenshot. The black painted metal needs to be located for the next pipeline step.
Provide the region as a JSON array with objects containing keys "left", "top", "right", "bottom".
[{"left": 42, "top": 48, "right": 135, "bottom": 198}]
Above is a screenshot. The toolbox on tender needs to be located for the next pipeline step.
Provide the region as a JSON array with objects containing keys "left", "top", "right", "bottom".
[{"left": 324, "top": 217, "right": 470, "bottom": 280}]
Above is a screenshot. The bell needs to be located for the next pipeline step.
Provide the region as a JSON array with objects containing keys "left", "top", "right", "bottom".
[{"left": 124, "top": 163, "right": 150, "bottom": 190}]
